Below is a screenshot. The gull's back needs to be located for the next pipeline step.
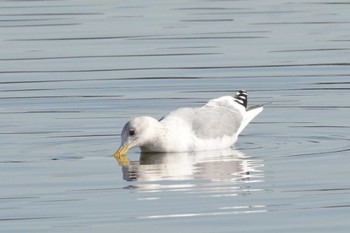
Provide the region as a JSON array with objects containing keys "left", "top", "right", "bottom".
[{"left": 160, "top": 95, "right": 244, "bottom": 140}]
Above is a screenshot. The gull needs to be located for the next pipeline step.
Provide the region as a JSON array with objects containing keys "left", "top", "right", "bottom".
[{"left": 114, "top": 90, "right": 263, "bottom": 165}]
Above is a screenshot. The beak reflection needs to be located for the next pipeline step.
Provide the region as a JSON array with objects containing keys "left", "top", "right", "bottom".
[{"left": 113, "top": 144, "right": 129, "bottom": 166}]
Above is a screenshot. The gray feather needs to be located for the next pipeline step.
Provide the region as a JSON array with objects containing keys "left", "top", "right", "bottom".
[{"left": 161, "top": 105, "right": 243, "bottom": 139}]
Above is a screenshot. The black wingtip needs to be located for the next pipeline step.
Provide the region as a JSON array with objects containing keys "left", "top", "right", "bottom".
[{"left": 234, "top": 90, "right": 248, "bottom": 108}]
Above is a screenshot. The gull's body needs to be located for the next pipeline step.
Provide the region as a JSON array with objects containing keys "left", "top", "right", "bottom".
[{"left": 114, "top": 91, "right": 263, "bottom": 164}]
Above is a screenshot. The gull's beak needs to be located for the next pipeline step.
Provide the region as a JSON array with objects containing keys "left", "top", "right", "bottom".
[{"left": 113, "top": 144, "right": 129, "bottom": 166}]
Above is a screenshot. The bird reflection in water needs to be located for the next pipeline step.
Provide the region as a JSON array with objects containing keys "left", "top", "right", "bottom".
[{"left": 122, "top": 148, "right": 263, "bottom": 183}]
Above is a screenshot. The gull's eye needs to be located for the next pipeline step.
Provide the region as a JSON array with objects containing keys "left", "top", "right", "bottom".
[{"left": 129, "top": 129, "right": 135, "bottom": 136}]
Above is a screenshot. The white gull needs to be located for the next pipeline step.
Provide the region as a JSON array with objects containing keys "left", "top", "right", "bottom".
[{"left": 114, "top": 90, "right": 263, "bottom": 165}]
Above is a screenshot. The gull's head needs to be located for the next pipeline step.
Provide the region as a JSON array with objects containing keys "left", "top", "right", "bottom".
[{"left": 114, "top": 116, "right": 159, "bottom": 165}]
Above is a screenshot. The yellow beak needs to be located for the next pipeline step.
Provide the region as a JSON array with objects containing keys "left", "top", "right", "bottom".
[{"left": 113, "top": 144, "right": 129, "bottom": 166}]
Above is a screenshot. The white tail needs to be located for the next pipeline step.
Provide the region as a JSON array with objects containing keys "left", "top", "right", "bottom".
[{"left": 237, "top": 105, "right": 263, "bottom": 135}]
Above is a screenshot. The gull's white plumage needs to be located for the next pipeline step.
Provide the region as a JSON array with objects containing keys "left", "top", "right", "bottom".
[{"left": 115, "top": 91, "right": 263, "bottom": 156}]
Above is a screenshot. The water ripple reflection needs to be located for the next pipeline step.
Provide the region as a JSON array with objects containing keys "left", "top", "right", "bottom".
[{"left": 122, "top": 148, "right": 264, "bottom": 183}]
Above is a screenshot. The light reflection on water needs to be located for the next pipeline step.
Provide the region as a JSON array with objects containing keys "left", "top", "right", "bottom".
[
  {"left": 120, "top": 149, "right": 266, "bottom": 221},
  {"left": 123, "top": 149, "right": 263, "bottom": 183},
  {"left": 137, "top": 205, "right": 267, "bottom": 220}
]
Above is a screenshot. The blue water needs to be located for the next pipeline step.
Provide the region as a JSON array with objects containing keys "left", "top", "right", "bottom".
[{"left": 1, "top": 0, "right": 350, "bottom": 232}]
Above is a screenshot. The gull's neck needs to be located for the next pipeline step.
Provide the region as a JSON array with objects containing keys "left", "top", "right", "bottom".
[
  {"left": 141, "top": 117, "right": 193, "bottom": 152},
  {"left": 139, "top": 118, "right": 168, "bottom": 152}
]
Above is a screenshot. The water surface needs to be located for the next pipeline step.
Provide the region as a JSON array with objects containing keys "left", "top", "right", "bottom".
[{"left": 1, "top": 0, "right": 350, "bottom": 232}]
